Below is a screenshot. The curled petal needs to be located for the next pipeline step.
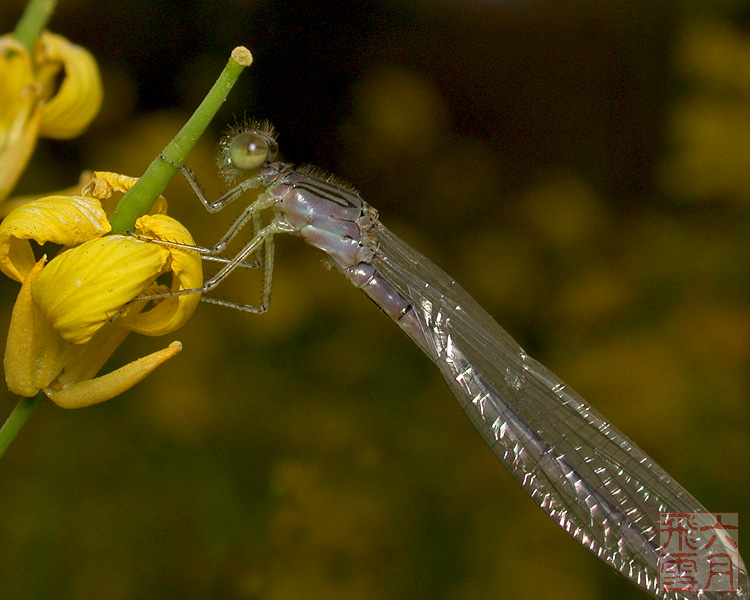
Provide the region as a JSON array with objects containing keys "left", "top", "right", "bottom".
[
  {"left": 35, "top": 32, "right": 103, "bottom": 139},
  {"left": 125, "top": 214, "right": 203, "bottom": 336},
  {"left": 31, "top": 236, "right": 170, "bottom": 343},
  {"left": 83, "top": 171, "right": 168, "bottom": 215},
  {"left": 90, "top": 171, "right": 139, "bottom": 194},
  {"left": 45, "top": 341, "right": 182, "bottom": 409},
  {"left": 0, "top": 195, "right": 110, "bottom": 281}
]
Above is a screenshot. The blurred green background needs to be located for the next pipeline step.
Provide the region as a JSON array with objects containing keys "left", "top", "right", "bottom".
[{"left": 1, "top": 1, "right": 749, "bottom": 599}]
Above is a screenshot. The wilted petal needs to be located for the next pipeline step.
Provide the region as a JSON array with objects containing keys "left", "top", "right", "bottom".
[
  {"left": 35, "top": 32, "right": 103, "bottom": 139},
  {"left": 82, "top": 171, "right": 168, "bottom": 215},
  {"left": 0, "top": 194, "right": 110, "bottom": 281},
  {"left": 45, "top": 341, "right": 182, "bottom": 409},
  {"left": 31, "top": 236, "right": 170, "bottom": 343}
]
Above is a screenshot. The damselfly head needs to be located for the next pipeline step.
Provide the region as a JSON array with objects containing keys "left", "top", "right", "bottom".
[{"left": 216, "top": 119, "right": 278, "bottom": 182}]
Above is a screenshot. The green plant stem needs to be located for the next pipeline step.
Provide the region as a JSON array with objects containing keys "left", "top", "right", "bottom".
[
  {"left": 0, "top": 393, "right": 44, "bottom": 458},
  {"left": 13, "top": 0, "right": 57, "bottom": 50},
  {"left": 108, "top": 46, "right": 253, "bottom": 234}
]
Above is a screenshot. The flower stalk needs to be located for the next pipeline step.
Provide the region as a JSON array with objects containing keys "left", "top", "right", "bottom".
[
  {"left": 108, "top": 46, "right": 253, "bottom": 234},
  {"left": 0, "top": 393, "right": 43, "bottom": 458},
  {"left": 12, "top": 0, "right": 57, "bottom": 51}
]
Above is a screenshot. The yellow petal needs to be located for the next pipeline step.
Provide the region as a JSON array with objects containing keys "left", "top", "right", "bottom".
[
  {"left": 0, "top": 35, "right": 35, "bottom": 138},
  {"left": 90, "top": 171, "right": 139, "bottom": 194},
  {"left": 54, "top": 321, "right": 130, "bottom": 387},
  {"left": 2, "top": 170, "right": 94, "bottom": 217},
  {"left": 0, "top": 194, "right": 111, "bottom": 281},
  {"left": 35, "top": 32, "right": 103, "bottom": 139},
  {"left": 124, "top": 214, "right": 203, "bottom": 336},
  {"left": 31, "top": 235, "right": 170, "bottom": 343},
  {"left": 0, "top": 106, "right": 42, "bottom": 204},
  {"left": 83, "top": 171, "right": 168, "bottom": 215},
  {"left": 4, "top": 258, "right": 45, "bottom": 395},
  {"left": 4, "top": 258, "right": 69, "bottom": 396},
  {"left": 45, "top": 341, "right": 182, "bottom": 409},
  {"left": 0, "top": 35, "right": 43, "bottom": 203}
]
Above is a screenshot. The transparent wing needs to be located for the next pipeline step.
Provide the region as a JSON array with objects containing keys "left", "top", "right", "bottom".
[{"left": 370, "top": 223, "right": 748, "bottom": 600}]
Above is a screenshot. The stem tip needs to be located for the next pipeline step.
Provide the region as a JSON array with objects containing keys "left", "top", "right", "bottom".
[{"left": 231, "top": 46, "right": 253, "bottom": 67}]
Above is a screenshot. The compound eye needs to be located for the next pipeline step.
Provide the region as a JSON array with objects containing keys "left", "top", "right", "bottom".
[{"left": 229, "top": 131, "right": 269, "bottom": 171}]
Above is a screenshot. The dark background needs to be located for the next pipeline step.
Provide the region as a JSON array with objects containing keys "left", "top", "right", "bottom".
[{"left": 0, "top": 1, "right": 749, "bottom": 599}]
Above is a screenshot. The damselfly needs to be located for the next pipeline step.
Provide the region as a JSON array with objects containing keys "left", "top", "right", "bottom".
[{"left": 141, "top": 120, "right": 748, "bottom": 600}]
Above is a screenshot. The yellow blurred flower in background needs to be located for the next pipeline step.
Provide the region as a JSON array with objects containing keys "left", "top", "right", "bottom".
[
  {"left": 0, "top": 172, "right": 202, "bottom": 409},
  {"left": 660, "top": 18, "right": 750, "bottom": 202},
  {"left": 0, "top": 31, "right": 102, "bottom": 205}
]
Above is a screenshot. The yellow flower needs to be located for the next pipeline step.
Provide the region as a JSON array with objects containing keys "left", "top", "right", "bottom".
[
  {"left": 0, "top": 31, "right": 103, "bottom": 204},
  {"left": 0, "top": 172, "right": 202, "bottom": 408}
]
